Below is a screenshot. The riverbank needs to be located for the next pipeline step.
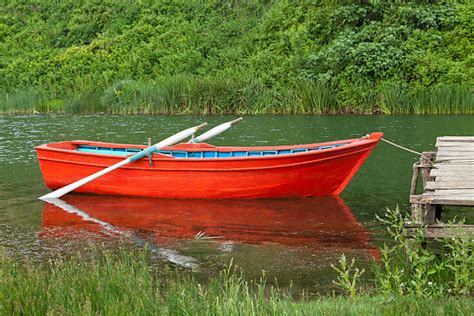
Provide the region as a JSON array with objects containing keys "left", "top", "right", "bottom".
[
  {"left": 1, "top": 80, "right": 473, "bottom": 115},
  {"left": 1, "top": 247, "right": 472, "bottom": 315},
  {"left": 1, "top": 208, "right": 473, "bottom": 315}
]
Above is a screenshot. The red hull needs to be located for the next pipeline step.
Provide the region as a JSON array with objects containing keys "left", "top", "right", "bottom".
[{"left": 36, "top": 132, "right": 383, "bottom": 198}]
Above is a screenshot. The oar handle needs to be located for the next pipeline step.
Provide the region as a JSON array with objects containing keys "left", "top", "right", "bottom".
[
  {"left": 230, "top": 117, "right": 243, "bottom": 125},
  {"left": 195, "top": 122, "right": 209, "bottom": 129},
  {"left": 190, "top": 118, "right": 243, "bottom": 144}
]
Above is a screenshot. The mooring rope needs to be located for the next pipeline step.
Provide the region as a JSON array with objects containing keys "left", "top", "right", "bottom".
[{"left": 380, "top": 137, "right": 423, "bottom": 156}]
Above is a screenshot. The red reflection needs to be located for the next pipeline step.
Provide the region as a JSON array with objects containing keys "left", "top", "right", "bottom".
[{"left": 41, "top": 195, "right": 379, "bottom": 258}]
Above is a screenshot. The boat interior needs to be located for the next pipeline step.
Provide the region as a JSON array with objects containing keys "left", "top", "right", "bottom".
[{"left": 76, "top": 143, "right": 349, "bottom": 158}]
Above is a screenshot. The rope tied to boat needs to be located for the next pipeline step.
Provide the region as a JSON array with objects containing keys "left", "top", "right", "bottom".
[
  {"left": 378, "top": 137, "right": 433, "bottom": 165},
  {"left": 380, "top": 138, "right": 423, "bottom": 156}
]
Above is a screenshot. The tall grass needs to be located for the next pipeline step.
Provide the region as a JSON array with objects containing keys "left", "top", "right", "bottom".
[
  {"left": 0, "top": 88, "right": 47, "bottom": 114},
  {"left": 64, "top": 89, "right": 106, "bottom": 114},
  {"left": 379, "top": 84, "right": 474, "bottom": 114},
  {"left": 373, "top": 208, "right": 473, "bottom": 297},
  {"left": 1, "top": 246, "right": 473, "bottom": 315},
  {"left": 1, "top": 80, "right": 473, "bottom": 115},
  {"left": 332, "top": 207, "right": 474, "bottom": 298},
  {"left": 293, "top": 81, "right": 338, "bottom": 114}
]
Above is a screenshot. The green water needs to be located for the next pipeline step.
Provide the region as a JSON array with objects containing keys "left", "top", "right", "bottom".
[{"left": 0, "top": 114, "right": 472, "bottom": 294}]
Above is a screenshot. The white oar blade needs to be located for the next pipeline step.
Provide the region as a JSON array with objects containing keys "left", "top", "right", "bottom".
[
  {"left": 191, "top": 117, "right": 242, "bottom": 143},
  {"left": 39, "top": 122, "right": 207, "bottom": 200}
]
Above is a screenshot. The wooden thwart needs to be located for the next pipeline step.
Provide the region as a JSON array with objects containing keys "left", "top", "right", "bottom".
[{"left": 408, "top": 136, "right": 474, "bottom": 238}]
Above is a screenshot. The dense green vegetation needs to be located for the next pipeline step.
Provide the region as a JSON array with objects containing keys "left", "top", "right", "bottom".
[
  {"left": 1, "top": 208, "right": 472, "bottom": 315},
  {"left": 335, "top": 207, "right": 473, "bottom": 298},
  {"left": 1, "top": 252, "right": 471, "bottom": 315},
  {"left": 1, "top": 0, "right": 473, "bottom": 114}
]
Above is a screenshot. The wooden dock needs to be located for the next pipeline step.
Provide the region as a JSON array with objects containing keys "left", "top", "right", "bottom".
[{"left": 408, "top": 136, "right": 474, "bottom": 238}]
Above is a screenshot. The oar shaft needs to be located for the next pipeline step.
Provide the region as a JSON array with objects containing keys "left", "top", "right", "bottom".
[
  {"left": 39, "top": 122, "right": 207, "bottom": 200},
  {"left": 41, "top": 159, "right": 130, "bottom": 199}
]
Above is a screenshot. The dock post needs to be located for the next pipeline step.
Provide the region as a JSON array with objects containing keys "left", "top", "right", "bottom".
[{"left": 409, "top": 152, "right": 437, "bottom": 226}]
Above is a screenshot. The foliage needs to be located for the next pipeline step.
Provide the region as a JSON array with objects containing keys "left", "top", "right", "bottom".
[
  {"left": 331, "top": 254, "right": 365, "bottom": 298},
  {"left": 0, "top": 0, "right": 473, "bottom": 114}
]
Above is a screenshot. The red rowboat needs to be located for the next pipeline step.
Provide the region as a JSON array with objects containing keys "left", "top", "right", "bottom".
[{"left": 36, "top": 132, "right": 383, "bottom": 198}]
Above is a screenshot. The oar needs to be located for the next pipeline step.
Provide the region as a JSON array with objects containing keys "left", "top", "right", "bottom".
[
  {"left": 40, "top": 122, "right": 208, "bottom": 200},
  {"left": 189, "top": 117, "right": 243, "bottom": 143}
]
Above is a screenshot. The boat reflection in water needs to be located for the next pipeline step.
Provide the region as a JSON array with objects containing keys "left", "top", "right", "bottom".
[{"left": 41, "top": 195, "right": 379, "bottom": 261}]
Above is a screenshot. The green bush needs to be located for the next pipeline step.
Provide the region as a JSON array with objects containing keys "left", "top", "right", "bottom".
[{"left": 0, "top": 0, "right": 473, "bottom": 114}]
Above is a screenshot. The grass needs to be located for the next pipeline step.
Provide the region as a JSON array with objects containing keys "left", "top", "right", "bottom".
[
  {"left": 1, "top": 247, "right": 473, "bottom": 315},
  {"left": 1, "top": 79, "right": 473, "bottom": 115}
]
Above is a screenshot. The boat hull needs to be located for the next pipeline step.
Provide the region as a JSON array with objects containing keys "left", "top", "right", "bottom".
[{"left": 36, "top": 132, "right": 383, "bottom": 198}]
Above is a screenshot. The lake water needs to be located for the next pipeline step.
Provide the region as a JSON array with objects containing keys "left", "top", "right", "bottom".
[{"left": 0, "top": 114, "right": 472, "bottom": 295}]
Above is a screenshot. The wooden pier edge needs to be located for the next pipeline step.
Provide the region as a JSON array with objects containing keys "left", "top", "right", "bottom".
[{"left": 407, "top": 137, "right": 474, "bottom": 238}]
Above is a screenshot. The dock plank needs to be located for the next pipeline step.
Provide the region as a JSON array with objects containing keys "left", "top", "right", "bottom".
[
  {"left": 430, "top": 171, "right": 474, "bottom": 177},
  {"left": 436, "top": 141, "right": 474, "bottom": 146},
  {"left": 436, "top": 157, "right": 474, "bottom": 163},
  {"left": 427, "top": 184, "right": 474, "bottom": 191},
  {"left": 432, "top": 189, "right": 474, "bottom": 195},
  {"left": 430, "top": 198, "right": 474, "bottom": 206},
  {"left": 436, "top": 150, "right": 474, "bottom": 154},
  {"left": 405, "top": 223, "right": 474, "bottom": 238},
  {"left": 431, "top": 176, "right": 474, "bottom": 182},
  {"left": 437, "top": 136, "right": 474, "bottom": 142},
  {"left": 436, "top": 148, "right": 474, "bottom": 153},
  {"left": 435, "top": 161, "right": 474, "bottom": 166},
  {"left": 437, "top": 156, "right": 474, "bottom": 160},
  {"left": 432, "top": 165, "right": 474, "bottom": 172},
  {"left": 437, "top": 146, "right": 474, "bottom": 151},
  {"left": 415, "top": 195, "right": 474, "bottom": 206}
]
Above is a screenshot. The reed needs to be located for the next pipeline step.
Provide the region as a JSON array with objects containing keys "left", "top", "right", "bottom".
[
  {"left": 100, "top": 77, "right": 260, "bottom": 115},
  {"left": 0, "top": 88, "right": 47, "bottom": 114},
  {"left": 378, "top": 83, "right": 410, "bottom": 114},
  {"left": 1, "top": 81, "right": 472, "bottom": 115},
  {"left": 64, "top": 89, "right": 105, "bottom": 114},
  {"left": 378, "top": 84, "right": 474, "bottom": 115},
  {"left": 1, "top": 246, "right": 472, "bottom": 315}
]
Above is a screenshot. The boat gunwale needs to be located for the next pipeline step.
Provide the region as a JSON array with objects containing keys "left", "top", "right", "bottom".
[
  {"left": 35, "top": 133, "right": 382, "bottom": 163},
  {"left": 36, "top": 145, "right": 373, "bottom": 172}
]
